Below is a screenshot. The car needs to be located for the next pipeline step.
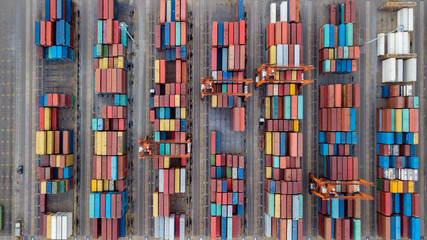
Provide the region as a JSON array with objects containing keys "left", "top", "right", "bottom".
[{"left": 17, "top": 166, "right": 23, "bottom": 174}]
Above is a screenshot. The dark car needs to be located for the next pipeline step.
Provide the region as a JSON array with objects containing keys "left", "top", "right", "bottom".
[{"left": 17, "top": 166, "right": 23, "bottom": 174}]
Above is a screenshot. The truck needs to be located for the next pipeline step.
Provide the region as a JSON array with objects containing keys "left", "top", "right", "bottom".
[{"left": 15, "top": 219, "right": 23, "bottom": 237}]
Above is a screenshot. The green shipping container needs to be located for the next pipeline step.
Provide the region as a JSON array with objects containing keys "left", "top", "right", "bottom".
[
  {"left": 377, "top": 178, "right": 383, "bottom": 191},
  {"left": 268, "top": 193, "right": 275, "bottom": 217},
  {"left": 97, "top": 21, "right": 103, "bottom": 44},
  {"left": 103, "top": 45, "right": 109, "bottom": 57},
  {"left": 346, "top": 23, "right": 353, "bottom": 47},
  {"left": 155, "top": 132, "right": 160, "bottom": 141},
  {"left": 323, "top": 24, "right": 330, "bottom": 48},
  {"left": 96, "top": 44, "right": 103, "bottom": 57},
  {"left": 211, "top": 203, "right": 216, "bottom": 216},
  {"left": 284, "top": 96, "right": 291, "bottom": 119},
  {"left": 160, "top": 143, "right": 165, "bottom": 155},
  {"left": 227, "top": 217, "right": 233, "bottom": 240},
  {"left": 343, "top": 46, "right": 349, "bottom": 59},
  {"left": 52, "top": 181, "right": 58, "bottom": 194},
  {"left": 92, "top": 119, "right": 98, "bottom": 131},
  {"left": 222, "top": 84, "right": 227, "bottom": 93},
  {"left": 353, "top": 218, "right": 361, "bottom": 240},
  {"left": 402, "top": 109, "right": 409, "bottom": 132},
  {"left": 297, "top": 95, "right": 303, "bottom": 119},
  {"left": 176, "top": 23, "right": 181, "bottom": 46},
  {"left": 0, "top": 205, "right": 4, "bottom": 230},
  {"left": 273, "top": 156, "right": 280, "bottom": 168},
  {"left": 324, "top": 60, "right": 331, "bottom": 72},
  {"left": 226, "top": 167, "right": 231, "bottom": 179},
  {"left": 89, "top": 194, "right": 95, "bottom": 218},
  {"left": 391, "top": 109, "right": 395, "bottom": 131},
  {"left": 210, "top": 155, "right": 215, "bottom": 166},
  {"left": 216, "top": 205, "right": 221, "bottom": 216},
  {"left": 165, "top": 143, "right": 170, "bottom": 155},
  {"left": 414, "top": 97, "right": 419, "bottom": 108},
  {"left": 120, "top": 95, "right": 127, "bottom": 106},
  {"left": 121, "top": 26, "right": 128, "bottom": 47},
  {"left": 59, "top": 180, "right": 66, "bottom": 193}
]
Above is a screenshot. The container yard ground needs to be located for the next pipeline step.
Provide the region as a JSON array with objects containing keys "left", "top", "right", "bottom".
[{"left": 0, "top": 0, "right": 425, "bottom": 239}]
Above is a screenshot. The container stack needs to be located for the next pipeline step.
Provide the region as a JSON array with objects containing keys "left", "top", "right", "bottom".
[
  {"left": 39, "top": 212, "right": 73, "bottom": 239},
  {"left": 318, "top": 1, "right": 360, "bottom": 74},
  {"left": 36, "top": 94, "right": 74, "bottom": 237},
  {"left": 263, "top": 1, "right": 308, "bottom": 238},
  {"left": 265, "top": 1, "right": 303, "bottom": 70},
  {"left": 317, "top": 84, "right": 362, "bottom": 240},
  {"left": 94, "top": 0, "right": 129, "bottom": 94},
  {"left": 152, "top": 1, "right": 189, "bottom": 238},
  {"left": 209, "top": 131, "right": 244, "bottom": 239},
  {"left": 34, "top": 0, "right": 75, "bottom": 61},
  {"left": 90, "top": 1, "right": 129, "bottom": 239},
  {"left": 376, "top": 85, "right": 420, "bottom": 240},
  {"left": 376, "top": 6, "right": 420, "bottom": 240}
]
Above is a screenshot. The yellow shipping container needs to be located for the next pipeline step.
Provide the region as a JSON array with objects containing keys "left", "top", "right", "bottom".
[
  {"left": 56, "top": 155, "right": 61, "bottom": 167},
  {"left": 155, "top": 60, "right": 160, "bottom": 83},
  {"left": 159, "top": 119, "right": 165, "bottom": 131},
  {"left": 164, "top": 119, "right": 170, "bottom": 131},
  {"left": 153, "top": 192, "right": 159, "bottom": 217},
  {"left": 414, "top": 133, "right": 419, "bottom": 144},
  {"left": 181, "top": 108, "right": 186, "bottom": 119},
  {"left": 265, "top": 97, "right": 271, "bottom": 119},
  {"left": 290, "top": 84, "right": 296, "bottom": 95},
  {"left": 269, "top": 46, "right": 277, "bottom": 65},
  {"left": 266, "top": 132, "right": 272, "bottom": 155},
  {"left": 164, "top": 157, "right": 170, "bottom": 169},
  {"left": 395, "top": 109, "right": 402, "bottom": 132},
  {"left": 46, "top": 213, "right": 53, "bottom": 239},
  {"left": 97, "top": 180, "right": 103, "bottom": 192},
  {"left": 408, "top": 181, "right": 414, "bottom": 193},
  {"left": 65, "top": 154, "right": 73, "bottom": 167},
  {"left": 36, "top": 131, "right": 47, "bottom": 155},
  {"left": 170, "top": 120, "right": 175, "bottom": 131},
  {"left": 291, "top": 71, "right": 297, "bottom": 80},
  {"left": 329, "top": 49, "right": 334, "bottom": 59},
  {"left": 40, "top": 181, "right": 47, "bottom": 194},
  {"left": 118, "top": 132, "right": 125, "bottom": 155},
  {"left": 103, "top": 180, "right": 109, "bottom": 190},
  {"left": 274, "top": 194, "right": 281, "bottom": 218},
  {"left": 294, "top": 120, "right": 299, "bottom": 132},
  {"left": 397, "top": 180, "right": 403, "bottom": 193},
  {"left": 175, "top": 95, "right": 180, "bottom": 107},
  {"left": 175, "top": 168, "right": 180, "bottom": 193},
  {"left": 100, "top": 58, "right": 108, "bottom": 69},
  {"left": 101, "top": 132, "right": 107, "bottom": 155},
  {"left": 91, "top": 179, "right": 97, "bottom": 192},
  {"left": 94, "top": 132, "right": 98, "bottom": 155},
  {"left": 211, "top": 95, "right": 218, "bottom": 108},
  {"left": 46, "top": 131, "right": 54, "bottom": 154},
  {"left": 44, "top": 107, "right": 51, "bottom": 130},
  {"left": 390, "top": 180, "right": 398, "bottom": 193},
  {"left": 265, "top": 167, "right": 272, "bottom": 179}
]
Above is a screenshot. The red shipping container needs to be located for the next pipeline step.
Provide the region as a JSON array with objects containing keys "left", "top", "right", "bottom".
[
  {"left": 212, "top": 22, "right": 218, "bottom": 47},
  {"left": 267, "top": 23, "right": 274, "bottom": 48},
  {"left": 239, "top": 20, "right": 245, "bottom": 45}
]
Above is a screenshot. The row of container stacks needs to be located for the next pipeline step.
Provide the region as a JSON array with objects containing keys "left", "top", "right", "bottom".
[
  {"left": 376, "top": 5, "right": 420, "bottom": 239},
  {"left": 152, "top": 0, "right": 189, "bottom": 235},
  {"left": 264, "top": 214, "right": 303, "bottom": 240},
  {"left": 210, "top": 131, "right": 243, "bottom": 239},
  {"left": 153, "top": 213, "right": 186, "bottom": 240},
  {"left": 39, "top": 212, "right": 73, "bottom": 239},
  {"left": 94, "top": 0, "right": 129, "bottom": 96},
  {"left": 265, "top": 95, "right": 303, "bottom": 120},
  {"left": 317, "top": 82, "right": 361, "bottom": 239},
  {"left": 36, "top": 93, "right": 74, "bottom": 237},
  {"left": 266, "top": 1, "right": 303, "bottom": 67},
  {"left": 34, "top": 0, "right": 75, "bottom": 60},
  {"left": 91, "top": 1, "right": 129, "bottom": 239}
]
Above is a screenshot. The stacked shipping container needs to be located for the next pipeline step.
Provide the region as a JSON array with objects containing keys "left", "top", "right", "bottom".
[
  {"left": 317, "top": 84, "right": 362, "bottom": 240},
  {"left": 90, "top": 1, "right": 129, "bottom": 239},
  {"left": 319, "top": 1, "right": 359, "bottom": 74},
  {"left": 376, "top": 6, "right": 420, "bottom": 240},
  {"left": 39, "top": 212, "right": 73, "bottom": 239},
  {"left": 263, "top": 1, "right": 307, "bottom": 239},
  {"left": 36, "top": 94, "right": 74, "bottom": 237},
  {"left": 209, "top": 131, "right": 244, "bottom": 239},
  {"left": 152, "top": 1, "right": 189, "bottom": 238},
  {"left": 34, "top": 0, "right": 75, "bottom": 60}
]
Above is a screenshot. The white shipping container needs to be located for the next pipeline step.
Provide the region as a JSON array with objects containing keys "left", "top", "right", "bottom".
[
  {"left": 377, "top": 33, "right": 385, "bottom": 56},
  {"left": 397, "top": 8, "right": 408, "bottom": 31},
  {"left": 283, "top": 44, "right": 289, "bottom": 66},
  {"left": 280, "top": 1, "right": 288, "bottom": 22},
  {"left": 403, "top": 32, "right": 410, "bottom": 54},
  {"left": 287, "top": 219, "right": 292, "bottom": 239},
  {"left": 66, "top": 212, "right": 72, "bottom": 239},
  {"left": 270, "top": 3, "right": 277, "bottom": 23},
  {"left": 228, "top": 205, "right": 233, "bottom": 217},
  {"left": 212, "top": 71, "right": 218, "bottom": 80},
  {"left": 264, "top": 213, "right": 272, "bottom": 237},
  {"left": 273, "top": 84, "right": 279, "bottom": 96},
  {"left": 382, "top": 58, "right": 396, "bottom": 83},
  {"left": 166, "top": 0, "right": 172, "bottom": 22},
  {"left": 222, "top": 205, "right": 227, "bottom": 218},
  {"left": 292, "top": 195, "right": 300, "bottom": 220},
  {"left": 408, "top": 8, "right": 414, "bottom": 31},
  {"left": 180, "top": 168, "right": 185, "bottom": 193},
  {"left": 387, "top": 33, "right": 395, "bottom": 54},
  {"left": 294, "top": 45, "right": 300, "bottom": 67},
  {"left": 109, "top": 180, "right": 115, "bottom": 191},
  {"left": 56, "top": 213, "right": 62, "bottom": 240},
  {"left": 62, "top": 213, "right": 68, "bottom": 240},
  {"left": 51, "top": 213, "right": 58, "bottom": 239},
  {"left": 404, "top": 58, "right": 417, "bottom": 82},
  {"left": 154, "top": 217, "right": 160, "bottom": 238},
  {"left": 179, "top": 214, "right": 185, "bottom": 240},
  {"left": 403, "top": 85, "right": 413, "bottom": 96},
  {"left": 169, "top": 214, "right": 175, "bottom": 240},
  {"left": 395, "top": 32, "right": 403, "bottom": 54},
  {"left": 277, "top": 44, "right": 284, "bottom": 66},
  {"left": 160, "top": 217, "right": 165, "bottom": 239},
  {"left": 396, "top": 59, "right": 403, "bottom": 82},
  {"left": 232, "top": 167, "right": 238, "bottom": 179},
  {"left": 165, "top": 216, "right": 170, "bottom": 239},
  {"left": 159, "top": 169, "right": 164, "bottom": 193}
]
